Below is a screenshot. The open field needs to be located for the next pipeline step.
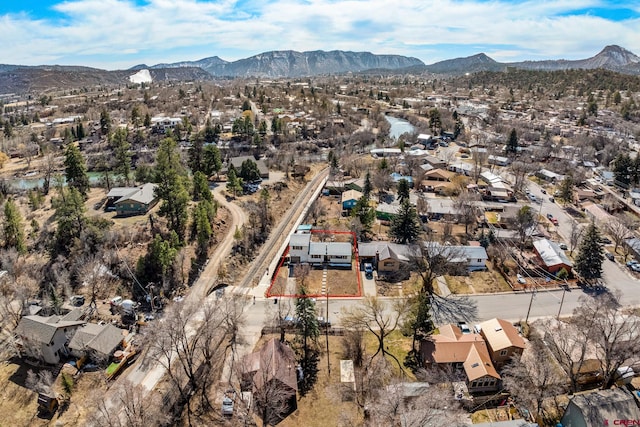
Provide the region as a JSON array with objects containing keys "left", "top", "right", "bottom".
[{"left": 445, "top": 270, "right": 512, "bottom": 294}]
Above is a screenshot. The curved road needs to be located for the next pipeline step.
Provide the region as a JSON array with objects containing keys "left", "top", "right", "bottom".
[{"left": 122, "top": 184, "right": 248, "bottom": 392}]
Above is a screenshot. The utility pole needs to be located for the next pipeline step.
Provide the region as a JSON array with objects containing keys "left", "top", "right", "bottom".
[
  {"left": 557, "top": 285, "right": 567, "bottom": 320},
  {"left": 525, "top": 288, "right": 536, "bottom": 324},
  {"left": 326, "top": 287, "right": 330, "bottom": 375}
]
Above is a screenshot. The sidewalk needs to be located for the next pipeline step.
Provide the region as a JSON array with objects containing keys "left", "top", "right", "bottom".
[{"left": 436, "top": 276, "right": 452, "bottom": 297}]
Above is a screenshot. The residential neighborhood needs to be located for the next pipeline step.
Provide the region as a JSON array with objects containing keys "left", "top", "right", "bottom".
[{"left": 3, "top": 44, "right": 640, "bottom": 427}]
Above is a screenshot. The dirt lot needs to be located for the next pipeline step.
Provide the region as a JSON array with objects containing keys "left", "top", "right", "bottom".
[
  {"left": 270, "top": 262, "right": 360, "bottom": 297},
  {"left": 445, "top": 270, "right": 512, "bottom": 294}
]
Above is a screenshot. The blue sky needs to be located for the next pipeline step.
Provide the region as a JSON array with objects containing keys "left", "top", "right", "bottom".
[{"left": 1, "top": 0, "right": 639, "bottom": 70}]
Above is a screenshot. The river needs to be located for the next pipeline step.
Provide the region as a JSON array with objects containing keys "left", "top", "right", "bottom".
[{"left": 385, "top": 115, "right": 415, "bottom": 140}]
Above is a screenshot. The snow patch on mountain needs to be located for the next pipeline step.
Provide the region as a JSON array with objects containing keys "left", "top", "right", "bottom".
[{"left": 129, "top": 69, "right": 152, "bottom": 84}]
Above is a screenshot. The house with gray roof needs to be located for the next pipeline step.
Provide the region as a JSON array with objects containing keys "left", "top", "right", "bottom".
[
  {"left": 107, "top": 183, "right": 159, "bottom": 216},
  {"left": 68, "top": 323, "right": 126, "bottom": 363},
  {"left": 559, "top": 388, "right": 640, "bottom": 427},
  {"left": 288, "top": 233, "right": 352, "bottom": 267},
  {"left": 227, "top": 155, "right": 269, "bottom": 179},
  {"left": 15, "top": 315, "right": 85, "bottom": 364},
  {"left": 358, "top": 242, "right": 413, "bottom": 273}
]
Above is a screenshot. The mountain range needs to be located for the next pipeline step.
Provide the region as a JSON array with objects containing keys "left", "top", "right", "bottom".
[{"left": 1, "top": 46, "right": 639, "bottom": 93}]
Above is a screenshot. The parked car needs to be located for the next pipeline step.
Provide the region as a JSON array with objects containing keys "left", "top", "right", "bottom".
[
  {"left": 549, "top": 197, "right": 555, "bottom": 203},
  {"left": 550, "top": 218, "right": 559, "bottom": 226},
  {"left": 631, "top": 264, "right": 640, "bottom": 273},
  {"left": 517, "top": 274, "right": 526, "bottom": 284},
  {"left": 541, "top": 189, "right": 547, "bottom": 194},
  {"left": 317, "top": 316, "right": 331, "bottom": 328},
  {"left": 626, "top": 260, "right": 638, "bottom": 268},
  {"left": 70, "top": 295, "right": 85, "bottom": 306},
  {"left": 364, "top": 263, "right": 374, "bottom": 279},
  {"left": 221, "top": 397, "right": 234, "bottom": 417},
  {"left": 546, "top": 213, "right": 554, "bottom": 219},
  {"left": 599, "top": 237, "right": 612, "bottom": 245},
  {"left": 457, "top": 322, "right": 471, "bottom": 334},
  {"left": 559, "top": 243, "right": 568, "bottom": 250},
  {"left": 605, "top": 252, "right": 615, "bottom": 261}
]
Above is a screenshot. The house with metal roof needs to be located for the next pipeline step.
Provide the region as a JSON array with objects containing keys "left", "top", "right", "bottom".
[
  {"left": 107, "top": 183, "right": 159, "bottom": 216},
  {"left": 428, "top": 243, "right": 488, "bottom": 272},
  {"left": 341, "top": 189, "right": 362, "bottom": 210},
  {"left": 15, "top": 315, "right": 85, "bottom": 364},
  {"left": 308, "top": 242, "right": 352, "bottom": 266},
  {"left": 227, "top": 155, "right": 269, "bottom": 179},
  {"left": 476, "top": 318, "right": 526, "bottom": 369},
  {"left": 288, "top": 233, "right": 312, "bottom": 263},
  {"left": 533, "top": 239, "right": 573, "bottom": 274}
]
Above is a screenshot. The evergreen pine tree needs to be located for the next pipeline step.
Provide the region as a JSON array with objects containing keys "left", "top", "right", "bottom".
[
  {"left": 64, "top": 144, "right": 90, "bottom": 197},
  {"left": 506, "top": 128, "right": 518, "bottom": 154},
  {"left": 575, "top": 222, "right": 604, "bottom": 284},
  {"left": 363, "top": 171, "right": 373, "bottom": 200},
  {"left": 389, "top": 199, "right": 421, "bottom": 244},
  {"left": 397, "top": 178, "right": 410, "bottom": 203},
  {"left": 3, "top": 198, "right": 27, "bottom": 254},
  {"left": 154, "top": 138, "right": 190, "bottom": 242}
]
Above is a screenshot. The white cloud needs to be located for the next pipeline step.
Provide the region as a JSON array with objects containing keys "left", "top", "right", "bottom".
[{"left": 0, "top": 0, "right": 639, "bottom": 68}]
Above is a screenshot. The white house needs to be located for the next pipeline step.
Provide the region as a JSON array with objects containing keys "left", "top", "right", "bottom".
[
  {"left": 428, "top": 243, "right": 488, "bottom": 272},
  {"left": 15, "top": 315, "right": 85, "bottom": 364},
  {"left": 289, "top": 233, "right": 311, "bottom": 264},
  {"left": 288, "top": 234, "right": 352, "bottom": 266},
  {"left": 308, "top": 242, "right": 352, "bottom": 266},
  {"left": 370, "top": 148, "right": 402, "bottom": 157},
  {"left": 488, "top": 155, "right": 510, "bottom": 167},
  {"left": 151, "top": 116, "right": 182, "bottom": 133},
  {"left": 417, "top": 134, "right": 433, "bottom": 144}
]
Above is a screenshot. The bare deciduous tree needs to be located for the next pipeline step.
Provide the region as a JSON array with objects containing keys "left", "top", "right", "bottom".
[
  {"left": 541, "top": 318, "right": 590, "bottom": 393},
  {"left": 573, "top": 292, "right": 640, "bottom": 389},
  {"left": 342, "top": 296, "right": 409, "bottom": 371},
  {"left": 568, "top": 220, "right": 584, "bottom": 256},
  {"left": 454, "top": 191, "right": 480, "bottom": 235},
  {"left": 238, "top": 341, "right": 297, "bottom": 426},
  {"left": 502, "top": 337, "right": 566, "bottom": 424},
  {"left": 605, "top": 216, "right": 632, "bottom": 253},
  {"left": 90, "top": 379, "right": 171, "bottom": 427},
  {"left": 143, "top": 296, "right": 244, "bottom": 424}
]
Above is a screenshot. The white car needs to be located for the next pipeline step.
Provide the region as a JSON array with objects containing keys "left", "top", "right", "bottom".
[{"left": 517, "top": 274, "right": 526, "bottom": 284}]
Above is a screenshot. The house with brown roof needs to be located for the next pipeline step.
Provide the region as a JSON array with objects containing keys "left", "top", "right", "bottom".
[
  {"left": 420, "top": 324, "right": 500, "bottom": 393},
  {"left": 477, "top": 318, "right": 526, "bottom": 369},
  {"left": 242, "top": 338, "right": 298, "bottom": 425},
  {"left": 424, "top": 168, "right": 455, "bottom": 182}
]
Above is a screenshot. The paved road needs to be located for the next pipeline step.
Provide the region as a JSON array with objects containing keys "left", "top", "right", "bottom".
[{"left": 525, "top": 181, "right": 640, "bottom": 307}]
